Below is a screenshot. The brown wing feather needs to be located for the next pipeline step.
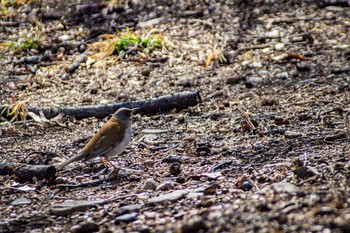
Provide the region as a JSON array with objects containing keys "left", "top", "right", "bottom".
[{"left": 82, "top": 117, "right": 128, "bottom": 160}]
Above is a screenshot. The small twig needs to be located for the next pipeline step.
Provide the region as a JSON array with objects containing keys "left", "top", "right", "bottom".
[{"left": 239, "top": 106, "right": 256, "bottom": 130}]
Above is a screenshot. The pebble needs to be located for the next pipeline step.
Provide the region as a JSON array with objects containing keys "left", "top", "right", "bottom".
[
  {"left": 316, "top": 206, "right": 334, "bottom": 215},
  {"left": 58, "top": 35, "right": 70, "bottom": 42},
  {"left": 90, "top": 88, "right": 98, "bottom": 94},
  {"left": 141, "top": 69, "right": 151, "bottom": 77},
  {"left": 177, "top": 114, "right": 185, "bottom": 124},
  {"left": 276, "top": 72, "right": 289, "bottom": 80},
  {"left": 143, "top": 178, "right": 158, "bottom": 191},
  {"left": 144, "top": 159, "right": 154, "bottom": 167},
  {"left": 242, "top": 181, "right": 253, "bottom": 191},
  {"left": 226, "top": 76, "right": 241, "bottom": 85},
  {"left": 70, "top": 221, "right": 99, "bottom": 233},
  {"left": 274, "top": 43, "right": 285, "bottom": 51},
  {"left": 141, "top": 129, "right": 168, "bottom": 134},
  {"left": 245, "top": 77, "right": 264, "bottom": 88},
  {"left": 115, "top": 212, "right": 138, "bottom": 224},
  {"left": 267, "top": 29, "right": 280, "bottom": 38},
  {"left": 284, "top": 130, "right": 303, "bottom": 138},
  {"left": 170, "top": 163, "right": 181, "bottom": 176},
  {"left": 161, "top": 155, "right": 182, "bottom": 163},
  {"left": 203, "top": 183, "right": 220, "bottom": 195},
  {"left": 296, "top": 62, "right": 310, "bottom": 71},
  {"left": 273, "top": 182, "right": 299, "bottom": 195},
  {"left": 325, "top": 6, "right": 344, "bottom": 12},
  {"left": 50, "top": 199, "right": 107, "bottom": 216},
  {"left": 116, "top": 93, "right": 128, "bottom": 100},
  {"left": 148, "top": 190, "right": 189, "bottom": 204},
  {"left": 156, "top": 181, "right": 175, "bottom": 191},
  {"left": 11, "top": 197, "right": 31, "bottom": 206},
  {"left": 119, "top": 204, "right": 143, "bottom": 214},
  {"left": 294, "top": 166, "right": 319, "bottom": 179},
  {"left": 186, "top": 192, "right": 203, "bottom": 200}
]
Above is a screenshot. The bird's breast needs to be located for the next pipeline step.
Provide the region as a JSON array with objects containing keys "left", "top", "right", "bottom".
[{"left": 107, "top": 126, "right": 132, "bottom": 157}]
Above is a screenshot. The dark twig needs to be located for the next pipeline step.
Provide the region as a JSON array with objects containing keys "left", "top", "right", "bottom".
[
  {"left": 0, "top": 162, "right": 56, "bottom": 181},
  {"left": 0, "top": 90, "right": 201, "bottom": 120}
]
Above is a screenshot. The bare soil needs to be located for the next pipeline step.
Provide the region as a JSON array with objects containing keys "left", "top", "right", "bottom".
[{"left": 0, "top": 0, "right": 350, "bottom": 233}]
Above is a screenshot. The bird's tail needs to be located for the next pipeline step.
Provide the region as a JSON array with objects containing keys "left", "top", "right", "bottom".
[{"left": 56, "top": 151, "right": 87, "bottom": 170}]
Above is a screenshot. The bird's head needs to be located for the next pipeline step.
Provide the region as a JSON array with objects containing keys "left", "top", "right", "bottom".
[{"left": 113, "top": 108, "right": 139, "bottom": 122}]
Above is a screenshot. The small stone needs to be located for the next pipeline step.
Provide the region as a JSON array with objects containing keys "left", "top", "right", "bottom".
[
  {"left": 203, "top": 183, "right": 220, "bottom": 195},
  {"left": 291, "top": 36, "right": 303, "bottom": 42},
  {"left": 129, "top": 174, "right": 141, "bottom": 181},
  {"left": 119, "top": 204, "right": 143, "bottom": 213},
  {"left": 307, "top": 194, "right": 320, "bottom": 206},
  {"left": 58, "top": 34, "right": 70, "bottom": 42},
  {"left": 90, "top": 88, "right": 98, "bottom": 94},
  {"left": 177, "top": 114, "right": 185, "bottom": 124},
  {"left": 294, "top": 166, "right": 319, "bottom": 179},
  {"left": 276, "top": 72, "right": 289, "bottom": 80},
  {"left": 245, "top": 77, "right": 264, "bottom": 88},
  {"left": 274, "top": 43, "right": 284, "bottom": 51},
  {"left": 226, "top": 76, "right": 241, "bottom": 85},
  {"left": 284, "top": 131, "right": 303, "bottom": 138},
  {"left": 11, "top": 197, "right": 31, "bottom": 206},
  {"left": 70, "top": 221, "right": 99, "bottom": 233},
  {"left": 325, "top": 6, "right": 344, "bottom": 12},
  {"left": 186, "top": 192, "right": 203, "bottom": 200},
  {"left": 273, "top": 182, "right": 299, "bottom": 195},
  {"left": 170, "top": 163, "right": 181, "bottom": 176},
  {"left": 141, "top": 129, "right": 168, "bottom": 134},
  {"left": 161, "top": 155, "right": 181, "bottom": 163},
  {"left": 316, "top": 206, "right": 334, "bottom": 215},
  {"left": 156, "top": 181, "right": 175, "bottom": 191},
  {"left": 296, "top": 62, "right": 310, "bottom": 71},
  {"left": 143, "top": 178, "right": 158, "bottom": 191},
  {"left": 115, "top": 212, "right": 138, "bottom": 224},
  {"left": 148, "top": 190, "right": 189, "bottom": 204},
  {"left": 267, "top": 29, "right": 280, "bottom": 38},
  {"left": 116, "top": 93, "right": 128, "bottom": 100},
  {"left": 242, "top": 181, "right": 253, "bottom": 191},
  {"left": 141, "top": 69, "right": 151, "bottom": 77},
  {"left": 144, "top": 160, "right": 154, "bottom": 167},
  {"left": 50, "top": 199, "right": 107, "bottom": 216},
  {"left": 256, "top": 203, "right": 271, "bottom": 212}
]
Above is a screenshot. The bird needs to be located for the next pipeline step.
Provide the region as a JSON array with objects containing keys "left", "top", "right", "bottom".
[{"left": 57, "top": 107, "right": 138, "bottom": 171}]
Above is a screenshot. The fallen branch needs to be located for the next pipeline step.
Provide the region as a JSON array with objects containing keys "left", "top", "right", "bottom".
[
  {"left": 0, "top": 162, "right": 56, "bottom": 181},
  {"left": 1, "top": 90, "right": 201, "bottom": 120}
]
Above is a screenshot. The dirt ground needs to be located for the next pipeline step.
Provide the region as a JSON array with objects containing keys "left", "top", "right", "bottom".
[{"left": 0, "top": 0, "right": 350, "bottom": 232}]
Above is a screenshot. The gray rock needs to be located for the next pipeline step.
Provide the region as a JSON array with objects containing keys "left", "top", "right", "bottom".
[
  {"left": 156, "top": 181, "right": 175, "bottom": 191},
  {"left": 11, "top": 197, "right": 31, "bottom": 206},
  {"left": 69, "top": 221, "right": 99, "bottom": 233},
  {"left": 143, "top": 178, "right": 158, "bottom": 191},
  {"left": 119, "top": 204, "right": 143, "bottom": 213},
  {"left": 161, "top": 155, "right": 182, "bottom": 163},
  {"left": 115, "top": 212, "right": 138, "bottom": 224},
  {"left": 141, "top": 129, "right": 168, "bottom": 134},
  {"left": 273, "top": 182, "right": 299, "bottom": 195},
  {"left": 50, "top": 199, "right": 107, "bottom": 216},
  {"left": 148, "top": 190, "right": 189, "bottom": 204},
  {"left": 186, "top": 192, "right": 203, "bottom": 200},
  {"left": 284, "top": 130, "right": 303, "bottom": 138}
]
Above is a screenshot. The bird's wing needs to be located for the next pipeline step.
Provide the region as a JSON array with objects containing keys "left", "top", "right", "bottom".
[{"left": 83, "top": 120, "right": 127, "bottom": 161}]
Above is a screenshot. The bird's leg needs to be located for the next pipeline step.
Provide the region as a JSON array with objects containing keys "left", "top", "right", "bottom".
[
  {"left": 100, "top": 157, "right": 119, "bottom": 178},
  {"left": 100, "top": 157, "right": 118, "bottom": 170}
]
